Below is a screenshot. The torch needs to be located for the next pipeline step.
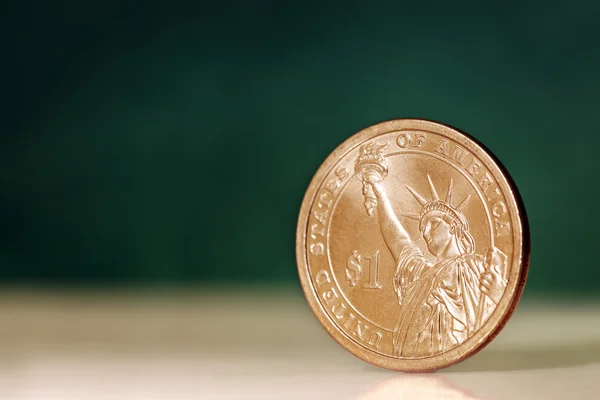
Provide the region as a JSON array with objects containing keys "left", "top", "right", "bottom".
[{"left": 354, "top": 142, "right": 388, "bottom": 216}]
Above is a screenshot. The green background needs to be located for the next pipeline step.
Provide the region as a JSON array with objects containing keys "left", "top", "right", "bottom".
[{"left": 3, "top": 1, "right": 599, "bottom": 293}]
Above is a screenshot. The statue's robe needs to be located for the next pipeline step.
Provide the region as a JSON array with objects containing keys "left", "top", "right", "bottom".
[{"left": 392, "top": 243, "right": 492, "bottom": 358}]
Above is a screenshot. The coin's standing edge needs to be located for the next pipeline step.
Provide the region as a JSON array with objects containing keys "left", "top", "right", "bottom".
[{"left": 296, "top": 119, "right": 530, "bottom": 372}]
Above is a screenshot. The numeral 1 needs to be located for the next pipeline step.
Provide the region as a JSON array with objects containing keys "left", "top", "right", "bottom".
[{"left": 364, "top": 250, "right": 382, "bottom": 289}]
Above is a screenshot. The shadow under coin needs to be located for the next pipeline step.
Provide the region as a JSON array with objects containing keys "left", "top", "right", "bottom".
[
  {"left": 448, "top": 341, "right": 600, "bottom": 372},
  {"left": 355, "top": 374, "right": 481, "bottom": 400}
]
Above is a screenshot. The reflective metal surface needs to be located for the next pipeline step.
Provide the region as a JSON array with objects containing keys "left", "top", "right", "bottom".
[{"left": 296, "top": 119, "right": 529, "bottom": 371}]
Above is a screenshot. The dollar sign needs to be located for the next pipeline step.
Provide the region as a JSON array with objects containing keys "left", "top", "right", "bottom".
[{"left": 346, "top": 250, "right": 362, "bottom": 287}]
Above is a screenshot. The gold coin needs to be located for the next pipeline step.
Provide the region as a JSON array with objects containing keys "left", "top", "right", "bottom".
[{"left": 296, "top": 119, "right": 529, "bottom": 372}]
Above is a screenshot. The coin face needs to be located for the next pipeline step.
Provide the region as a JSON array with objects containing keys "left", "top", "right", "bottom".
[{"left": 296, "top": 119, "right": 529, "bottom": 371}]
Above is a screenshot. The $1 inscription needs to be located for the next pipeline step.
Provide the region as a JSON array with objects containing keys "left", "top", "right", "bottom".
[{"left": 346, "top": 250, "right": 382, "bottom": 289}]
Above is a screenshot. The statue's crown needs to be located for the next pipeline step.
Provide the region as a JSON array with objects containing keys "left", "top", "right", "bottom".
[{"left": 403, "top": 175, "right": 470, "bottom": 227}]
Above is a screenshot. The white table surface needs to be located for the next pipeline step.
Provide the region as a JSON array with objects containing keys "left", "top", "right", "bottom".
[{"left": 0, "top": 288, "right": 598, "bottom": 399}]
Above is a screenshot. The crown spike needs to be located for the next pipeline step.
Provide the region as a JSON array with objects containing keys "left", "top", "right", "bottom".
[
  {"left": 445, "top": 179, "right": 453, "bottom": 204},
  {"left": 427, "top": 175, "right": 439, "bottom": 201},
  {"left": 405, "top": 185, "right": 427, "bottom": 206},
  {"left": 455, "top": 194, "right": 471, "bottom": 214},
  {"left": 402, "top": 213, "right": 421, "bottom": 221}
]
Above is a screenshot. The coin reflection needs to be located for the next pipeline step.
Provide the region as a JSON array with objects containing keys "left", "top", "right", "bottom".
[{"left": 357, "top": 374, "right": 480, "bottom": 400}]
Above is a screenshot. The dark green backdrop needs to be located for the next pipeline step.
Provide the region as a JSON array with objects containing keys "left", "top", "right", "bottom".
[{"left": 2, "top": 1, "right": 599, "bottom": 292}]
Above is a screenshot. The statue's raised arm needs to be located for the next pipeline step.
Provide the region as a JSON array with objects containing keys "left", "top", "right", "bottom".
[
  {"left": 365, "top": 179, "right": 412, "bottom": 263},
  {"left": 355, "top": 143, "right": 413, "bottom": 263}
]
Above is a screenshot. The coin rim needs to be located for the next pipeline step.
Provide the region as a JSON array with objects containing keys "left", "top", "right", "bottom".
[{"left": 295, "top": 118, "right": 530, "bottom": 372}]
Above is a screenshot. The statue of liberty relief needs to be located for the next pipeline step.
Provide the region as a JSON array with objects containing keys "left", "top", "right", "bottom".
[{"left": 355, "top": 143, "right": 508, "bottom": 358}]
